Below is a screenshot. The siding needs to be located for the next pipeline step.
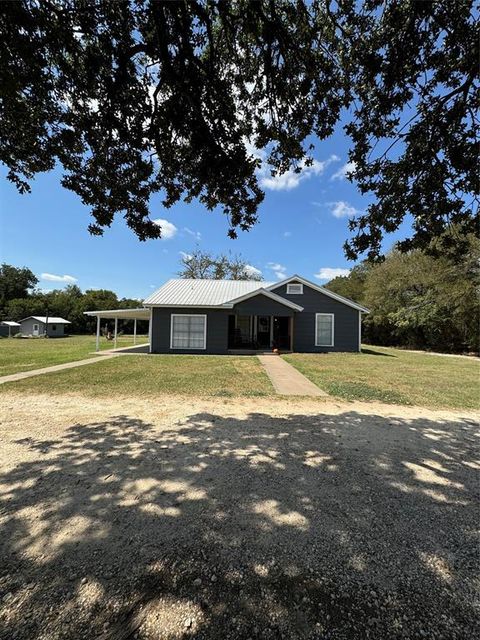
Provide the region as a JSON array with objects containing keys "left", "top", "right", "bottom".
[
  {"left": 150, "top": 307, "right": 230, "bottom": 354},
  {"left": 232, "top": 293, "right": 295, "bottom": 317},
  {"left": 272, "top": 282, "right": 360, "bottom": 352}
]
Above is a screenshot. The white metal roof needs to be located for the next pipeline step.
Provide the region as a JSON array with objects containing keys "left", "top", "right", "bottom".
[
  {"left": 84, "top": 308, "right": 150, "bottom": 320},
  {"left": 1, "top": 320, "right": 21, "bottom": 326},
  {"left": 143, "top": 276, "right": 369, "bottom": 312},
  {"left": 143, "top": 279, "right": 274, "bottom": 307},
  {"left": 21, "top": 316, "right": 71, "bottom": 324}
]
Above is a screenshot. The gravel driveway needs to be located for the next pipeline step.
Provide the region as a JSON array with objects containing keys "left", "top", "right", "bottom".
[{"left": 0, "top": 393, "right": 478, "bottom": 640}]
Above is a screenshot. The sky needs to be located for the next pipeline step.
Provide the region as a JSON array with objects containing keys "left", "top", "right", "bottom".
[{"left": 0, "top": 125, "right": 411, "bottom": 301}]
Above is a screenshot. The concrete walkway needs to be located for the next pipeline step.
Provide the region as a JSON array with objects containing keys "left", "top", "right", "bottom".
[
  {"left": 0, "top": 354, "right": 118, "bottom": 385},
  {"left": 258, "top": 355, "right": 328, "bottom": 396}
]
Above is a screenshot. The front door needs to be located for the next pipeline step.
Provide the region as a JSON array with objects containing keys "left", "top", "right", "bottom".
[
  {"left": 32, "top": 324, "right": 39, "bottom": 336},
  {"left": 256, "top": 316, "right": 271, "bottom": 348}
]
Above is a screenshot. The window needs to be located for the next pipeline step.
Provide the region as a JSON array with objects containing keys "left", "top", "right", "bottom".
[
  {"left": 287, "top": 283, "right": 303, "bottom": 294},
  {"left": 170, "top": 314, "right": 206, "bottom": 350},
  {"left": 315, "top": 313, "right": 334, "bottom": 347},
  {"left": 52, "top": 325, "right": 57, "bottom": 331}
]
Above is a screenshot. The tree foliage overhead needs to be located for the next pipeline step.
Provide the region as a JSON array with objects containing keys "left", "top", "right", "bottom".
[
  {"left": 1, "top": 0, "right": 478, "bottom": 257},
  {"left": 178, "top": 248, "right": 262, "bottom": 280}
]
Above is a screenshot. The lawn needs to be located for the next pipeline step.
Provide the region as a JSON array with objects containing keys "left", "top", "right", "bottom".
[
  {"left": 284, "top": 346, "right": 480, "bottom": 410},
  {"left": 0, "top": 354, "right": 274, "bottom": 397},
  {"left": 0, "top": 334, "right": 148, "bottom": 377}
]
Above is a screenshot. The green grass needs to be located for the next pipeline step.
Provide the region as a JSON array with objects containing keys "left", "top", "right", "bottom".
[
  {"left": 0, "top": 354, "right": 274, "bottom": 397},
  {"left": 0, "top": 334, "right": 148, "bottom": 376},
  {"left": 283, "top": 346, "right": 480, "bottom": 410}
]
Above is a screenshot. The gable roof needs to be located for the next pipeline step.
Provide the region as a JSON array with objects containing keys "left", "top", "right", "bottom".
[
  {"left": 20, "top": 316, "right": 71, "bottom": 324},
  {"left": 268, "top": 275, "right": 370, "bottom": 313},
  {"left": 143, "top": 279, "right": 274, "bottom": 307},
  {"left": 143, "top": 276, "right": 368, "bottom": 312},
  {"left": 222, "top": 288, "right": 304, "bottom": 311}
]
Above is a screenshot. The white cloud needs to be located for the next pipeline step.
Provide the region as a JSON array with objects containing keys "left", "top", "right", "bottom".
[
  {"left": 328, "top": 201, "right": 359, "bottom": 218},
  {"left": 184, "top": 227, "right": 202, "bottom": 241},
  {"left": 283, "top": 231, "right": 292, "bottom": 238},
  {"left": 331, "top": 161, "right": 357, "bottom": 181},
  {"left": 260, "top": 154, "right": 339, "bottom": 191},
  {"left": 267, "top": 262, "right": 287, "bottom": 280},
  {"left": 243, "top": 264, "right": 263, "bottom": 279},
  {"left": 41, "top": 273, "right": 78, "bottom": 283},
  {"left": 179, "top": 251, "right": 193, "bottom": 261},
  {"left": 152, "top": 218, "right": 178, "bottom": 239},
  {"left": 314, "top": 267, "right": 351, "bottom": 281}
]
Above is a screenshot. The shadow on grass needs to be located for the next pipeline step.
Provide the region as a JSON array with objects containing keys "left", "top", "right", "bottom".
[
  {"left": 0, "top": 409, "right": 478, "bottom": 639},
  {"left": 360, "top": 348, "right": 396, "bottom": 357}
]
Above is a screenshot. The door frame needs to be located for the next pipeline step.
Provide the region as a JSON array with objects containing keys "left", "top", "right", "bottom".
[
  {"left": 32, "top": 323, "right": 39, "bottom": 336},
  {"left": 255, "top": 315, "right": 272, "bottom": 348}
]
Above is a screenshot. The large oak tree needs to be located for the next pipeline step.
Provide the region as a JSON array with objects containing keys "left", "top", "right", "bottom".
[{"left": 1, "top": 0, "right": 478, "bottom": 258}]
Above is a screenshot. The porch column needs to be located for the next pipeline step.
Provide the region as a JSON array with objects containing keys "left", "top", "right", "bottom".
[
  {"left": 95, "top": 316, "right": 101, "bottom": 352},
  {"left": 114, "top": 317, "right": 118, "bottom": 349},
  {"left": 148, "top": 308, "right": 152, "bottom": 353},
  {"left": 133, "top": 318, "right": 137, "bottom": 345}
]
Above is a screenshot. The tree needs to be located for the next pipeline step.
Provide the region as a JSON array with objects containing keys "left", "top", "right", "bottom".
[
  {"left": 0, "top": 264, "right": 38, "bottom": 313},
  {"left": 324, "top": 263, "right": 371, "bottom": 304},
  {"left": 1, "top": 1, "right": 477, "bottom": 258},
  {"left": 362, "top": 240, "right": 480, "bottom": 352},
  {"left": 178, "top": 249, "right": 262, "bottom": 280}
]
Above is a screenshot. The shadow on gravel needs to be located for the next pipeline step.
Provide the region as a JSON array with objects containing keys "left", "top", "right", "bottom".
[{"left": 0, "top": 409, "right": 478, "bottom": 639}]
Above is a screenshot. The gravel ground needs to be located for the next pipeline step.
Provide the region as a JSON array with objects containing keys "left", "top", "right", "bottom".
[{"left": 0, "top": 392, "right": 478, "bottom": 640}]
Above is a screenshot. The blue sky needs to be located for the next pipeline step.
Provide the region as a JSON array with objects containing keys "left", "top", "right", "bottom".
[{"left": 0, "top": 126, "right": 410, "bottom": 300}]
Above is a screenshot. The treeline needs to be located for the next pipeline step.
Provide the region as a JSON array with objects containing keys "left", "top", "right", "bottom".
[
  {"left": 326, "top": 237, "right": 479, "bottom": 354},
  {"left": 0, "top": 265, "right": 143, "bottom": 334}
]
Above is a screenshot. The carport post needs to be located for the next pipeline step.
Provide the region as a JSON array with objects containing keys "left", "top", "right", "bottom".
[
  {"left": 95, "top": 316, "right": 100, "bottom": 352},
  {"left": 133, "top": 318, "right": 137, "bottom": 345},
  {"left": 114, "top": 317, "right": 118, "bottom": 349}
]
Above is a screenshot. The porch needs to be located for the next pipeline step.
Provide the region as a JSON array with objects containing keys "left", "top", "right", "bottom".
[{"left": 227, "top": 314, "right": 293, "bottom": 351}]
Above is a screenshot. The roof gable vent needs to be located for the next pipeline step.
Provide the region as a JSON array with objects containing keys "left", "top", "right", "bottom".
[{"left": 287, "top": 283, "right": 303, "bottom": 295}]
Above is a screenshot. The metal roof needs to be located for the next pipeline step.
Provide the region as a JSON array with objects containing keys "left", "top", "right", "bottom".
[
  {"left": 143, "top": 279, "right": 274, "bottom": 307},
  {"left": 84, "top": 308, "right": 150, "bottom": 320},
  {"left": 20, "top": 316, "right": 71, "bottom": 324},
  {"left": 1, "top": 321, "right": 21, "bottom": 326}
]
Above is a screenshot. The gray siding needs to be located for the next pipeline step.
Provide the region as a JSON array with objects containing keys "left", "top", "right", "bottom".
[
  {"left": 233, "top": 293, "right": 294, "bottom": 317},
  {"left": 20, "top": 319, "right": 67, "bottom": 337},
  {"left": 272, "top": 282, "right": 360, "bottom": 352},
  {"left": 150, "top": 308, "right": 230, "bottom": 354}
]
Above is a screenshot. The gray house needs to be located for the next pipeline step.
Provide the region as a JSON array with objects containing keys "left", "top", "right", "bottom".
[
  {"left": 87, "top": 275, "right": 368, "bottom": 354},
  {"left": 19, "top": 316, "right": 71, "bottom": 337}
]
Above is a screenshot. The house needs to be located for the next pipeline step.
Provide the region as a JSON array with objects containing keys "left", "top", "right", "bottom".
[
  {"left": 0, "top": 321, "right": 21, "bottom": 337},
  {"left": 19, "top": 316, "right": 71, "bottom": 337},
  {"left": 85, "top": 275, "right": 369, "bottom": 354}
]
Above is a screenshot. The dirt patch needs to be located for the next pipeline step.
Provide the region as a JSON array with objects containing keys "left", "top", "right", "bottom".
[{"left": 0, "top": 392, "right": 478, "bottom": 639}]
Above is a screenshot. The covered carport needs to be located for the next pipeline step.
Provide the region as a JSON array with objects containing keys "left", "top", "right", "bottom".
[{"left": 84, "top": 308, "right": 151, "bottom": 352}]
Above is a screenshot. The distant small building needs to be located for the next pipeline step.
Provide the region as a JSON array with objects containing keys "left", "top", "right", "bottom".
[
  {"left": 0, "top": 321, "right": 21, "bottom": 337},
  {"left": 19, "top": 316, "right": 71, "bottom": 337}
]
